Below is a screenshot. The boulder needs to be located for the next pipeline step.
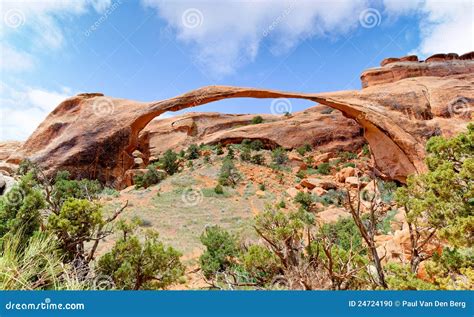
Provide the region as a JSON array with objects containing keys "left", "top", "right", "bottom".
[
  {"left": 132, "top": 150, "right": 143, "bottom": 158},
  {"left": 313, "top": 153, "right": 333, "bottom": 166},
  {"left": 0, "top": 162, "right": 18, "bottom": 176},
  {"left": 345, "top": 176, "right": 360, "bottom": 187},
  {"left": 134, "top": 157, "right": 144, "bottom": 166},
  {"left": 301, "top": 178, "right": 337, "bottom": 190},
  {"left": 335, "top": 166, "right": 355, "bottom": 182},
  {"left": 0, "top": 174, "right": 16, "bottom": 195},
  {"left": 287, "top": 153, "right": 307, "bottom": 171},
  {"left": 311, "top": 187, "right": 327, "bottom": 197},
  {"left": 286, "top": 187, "right": 299, "bottom": 198},
  {"left": 317, "top": 207, "right": 350, "bottom": 224},
  {"left": 0, "top": 175, "right": 5, "bottom": 193}
]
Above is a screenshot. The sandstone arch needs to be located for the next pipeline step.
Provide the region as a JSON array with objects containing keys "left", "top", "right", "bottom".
[{"left": 10, "top": 59, "right": 473, "bottom": 188}]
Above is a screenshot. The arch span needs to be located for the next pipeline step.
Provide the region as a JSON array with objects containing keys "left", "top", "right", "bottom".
[{"left": 14, "top": 74, "right": 473, "bottom": 188}]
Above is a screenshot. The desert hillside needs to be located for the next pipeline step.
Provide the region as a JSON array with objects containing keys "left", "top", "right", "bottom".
[{"left": 0, "top": 53, "right": 472, "bottom": 290}]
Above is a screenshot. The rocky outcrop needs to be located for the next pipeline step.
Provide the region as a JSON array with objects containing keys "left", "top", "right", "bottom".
[
  {"left": 139, "top": 107, "right": 364, "bottom": 159},
  {"left": 0, "top": 141, "right": 22, "bottom": 176},
  {"left": 8, "top": 53, "right": 473, "bottom": 188},
  {"left": 361, "top": 52, "right": 474, "bottom": 88},
  {"left": 0, "top": 141, "right": 22, "bottom": 161}
]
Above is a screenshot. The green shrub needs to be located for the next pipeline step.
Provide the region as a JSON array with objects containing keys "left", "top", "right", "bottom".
[
  {"left": 218, "top": 158, "right": 239, "bottom": 187},
  {"left": 161, "top": 150, "right": 179, "bottom": 175},
  {"left": 251, "top": 116, "right": 263, "bottom": 124},
  {"left": 362, "top": 144, "right": 370, "bottom": 156},
  {"left": 377, "top": 180, "right": 398, "bottom": 203},
  {"left": 277, "top": 200, "right": 286, "bottom": 209},
  {"left": 241, "top": 139, "right": 252, "bottom": 147},
  {"left": 215, "top": 144, "right": 224, "bottom": 155},
  {"left": 47, "top": 198, "right": 104, "bottom": 261},
  {"left": 296, "top": 144, "right": 312, "bottom": 156},
  {"left": 340, "top": 151, "right": 357, "bottom": 161},
  {"left": 240, "top": 245, "right": 280, "bottom": 284},
  {"left": 101, "top": 187, "right": 120, "bottom": 197},
  {"left": 0, "top": 173, "right": 44, "bottom": 245},
  {"left": 320, "top": 217, "right": 364, "bottom": 252},
  {"left": 316, "top": 162, "right": 331, "bottom": 175},
  {"left": 249, "top": 140, "right": 264, "bottom": 151},
  {"left": 271, "top": 147, "right": 288, "bottom": 165},
  {"left": 199, "top": 226, "right": 239, "bottom": 279},
  {"left": 214, "top": 184, "right": 224, "bottom": 195},
  {"left": 377, "top": 209, "right": 398, "bottom": 234},
  {"left": 135, "top": 166, "right": 165, "bottom": 189},
  {"left": 259, "top": 183, "right": 266, "bottom": 191},
  {"left": 240, "top": 148, "right": 251, "bottom": 162},
  {"left": 296, "top": 170, "right": 306, "bottom": 179},
  {"left": 52, "top": 171, "right": 102, "bottom": 204},
  {"left": 294, "top": 192, "right": 313, "bottom": 210},
  {"left": 186, "top": 144, "right": 200, "bottom": 160},
  {"left": 226, "top": 146, "right": 235, "bottom": 159},
  {"left": 250, "top": 154, "right": 265, "bottom": 165},
  {"left": 314, "top": 189, "right": 346, "bottom": 207},
  {"left": 98, "top": 230, "right": 184, "bottom": 290}
]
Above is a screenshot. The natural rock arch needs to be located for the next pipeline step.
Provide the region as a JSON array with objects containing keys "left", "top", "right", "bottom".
[{"left": 11, "top": 59, "right": 473, "bottom": 188}]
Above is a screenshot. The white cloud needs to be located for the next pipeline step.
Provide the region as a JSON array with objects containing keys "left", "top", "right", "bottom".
[
  {"left": 0, "top": 0, "right": 113, "bottom": 70},
  {"left": 384, "top": 0, "right": 473, "bottom": 57},
  {"left": 154, "top": 112, "right": 175, "bottom": 120},
  {"left": 143, "top": 0, "right": 368, "bottom": 77},
  {"left": 27, "top": 88, "right": 70, "bottom": 113},
  {"left": 416, "top": 0, "right": 473, "bottom": 56},
  {"left": 0, "top": 82, "right": 71, "bottom": 141},
  {"left": 146, "top": 0, "right": 472, "bottom": 76},
  {"left": 0, "top": 44, "right": 35, "bottom": 72}
]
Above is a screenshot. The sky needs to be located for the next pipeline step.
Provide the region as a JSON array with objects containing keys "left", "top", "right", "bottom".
[{"left": 0, "top": 0, "right": 473, "bottom": 141}]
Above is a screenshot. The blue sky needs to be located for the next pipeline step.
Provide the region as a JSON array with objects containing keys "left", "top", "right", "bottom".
[{"left": 1, "top": 0, "right": 473, "bottom": 141}]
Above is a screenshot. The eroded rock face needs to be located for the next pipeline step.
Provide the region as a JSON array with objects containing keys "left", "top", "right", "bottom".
[
  {"left": 8, "top": 53, "right": 473, "bottom": 187},
  {"left": 0, "top": 141, "right": 23, "bottom": 176},
  {"left": 361, "top": 52, "right": 474, "bottom": 88},
  {"left": 0, "top": 141, "right": 22, "bottom": 161},
  {"left": 139, "top": 107, "right": 364, "bottom": 160}
]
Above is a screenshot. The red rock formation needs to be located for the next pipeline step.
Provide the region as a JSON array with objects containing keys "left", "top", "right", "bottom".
[
  {"left": 0, "top": 141, "right": 22, "bottom": 176},
  {"left": 139, "top": 107, "right": 364, "bottom": 159},
  {"left": 362, "top": 52, "right": 474, "bottom": 88},
  {"left": 8, "top": 53, "right": 473, "bottom": 188}
]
